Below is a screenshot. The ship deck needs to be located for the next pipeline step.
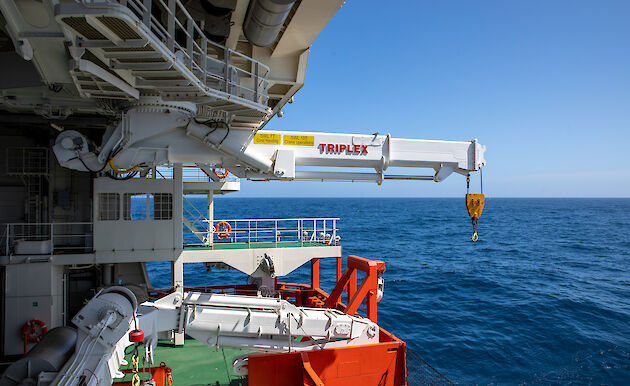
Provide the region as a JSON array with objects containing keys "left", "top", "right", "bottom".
[{"left": 117, "top": 339, "right": 250, "bottom": 386}]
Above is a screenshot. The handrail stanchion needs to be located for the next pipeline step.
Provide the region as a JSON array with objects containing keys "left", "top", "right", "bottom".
[
  {"left": 142, "top": 0, "right": 151, "bottom": 26},
  {"left": 224, "top": 49, "right": 230, "bottom": 93},
  {"left": 50, "top": 223, "right": 54, "bottom": 255},
  {"left": 167, "top": 0, "right": 175, "bottom": 51},
  {"left": 186, "top": 19, "right": 194, "bottom": 70},
  {"left": 254, "top": 62, "right": 259, "bottom": 103},
  {"left": 200, "top": 36, "right": 207, "bottom": 86},
  {"left": 6, "top": 224, "right": 10, "bottom": 256}
]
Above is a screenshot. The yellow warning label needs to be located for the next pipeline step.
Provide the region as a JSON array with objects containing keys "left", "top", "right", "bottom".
[
  {"left": 284, "top": 135, "right": 315, "bottom": 146},
  {"left": 254, "top": 133, "right": 281, "bottom": 145}
]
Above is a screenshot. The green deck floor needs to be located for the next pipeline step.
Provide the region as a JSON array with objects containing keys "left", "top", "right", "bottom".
[
  {"left": 184, "top": 241, "right": 328, "bottom": 250},
  {"left": 118, "top": 339, "right": 250, "bottom": 386}
]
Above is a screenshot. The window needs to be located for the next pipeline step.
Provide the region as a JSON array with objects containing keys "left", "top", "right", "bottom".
[
  {"left": 152, "top": 193, "right": 172, "bottom": 220},
  {"left": 98, "top": 193, "right": 119, "bottom": 220},
  {"left": 123, "top": 193, "right": 147, "bottom": 220}
]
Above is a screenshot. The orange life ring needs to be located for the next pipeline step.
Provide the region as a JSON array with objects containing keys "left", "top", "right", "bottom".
[
  {"left": 212, "top": 168, "right": 229, "bottom": 179},
  {"left": 21, "top": 319, "right": 48, "bottom": 343},
  {"left": 215, "top": 221, "right": 232, "bottom": 239}
]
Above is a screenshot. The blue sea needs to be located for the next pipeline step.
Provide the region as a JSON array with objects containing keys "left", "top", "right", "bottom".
[{"left": 147, "top": 198, "right": 630, "bottom": 385}]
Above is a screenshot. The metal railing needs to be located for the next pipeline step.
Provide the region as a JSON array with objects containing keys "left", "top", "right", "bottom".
[
  {"left": 183, "top": 195, "right": 211, "bottom": 243},
  {"left": 184, "top": 218, "right": 340, "bottom": 248},
  {"left": 1, "top": 223, "right": 93, "bottom": 256},
  {"left": 6, "top": 147, "right": 49, "bottom": 176},
  {"left": 0, "top": 216, "right": 338, "bottom": 255},
  {"left": 80, "top": 0, "right": 270, "bottom": 105}
]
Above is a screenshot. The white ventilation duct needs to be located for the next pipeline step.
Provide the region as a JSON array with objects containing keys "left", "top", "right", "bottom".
[{"left": 243, "top": 0, "right": 296, "bottom": 47}]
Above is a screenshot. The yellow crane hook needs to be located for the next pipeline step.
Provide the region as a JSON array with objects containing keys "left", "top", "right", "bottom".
[{"left": 465, "top": 171, "right": 484, "bottom": 242}]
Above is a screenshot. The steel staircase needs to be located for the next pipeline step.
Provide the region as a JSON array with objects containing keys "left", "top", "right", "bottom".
[{"left": 55, "top": 0, "right": 271, "bottom": 130}]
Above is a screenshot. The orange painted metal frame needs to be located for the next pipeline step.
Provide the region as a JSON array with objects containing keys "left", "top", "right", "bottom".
[
  {"left": 248, "top": 328, "right": 406, "bottom": 386},
  {"left": 324, "top": 255, "right": 386, "bottom": 323}
]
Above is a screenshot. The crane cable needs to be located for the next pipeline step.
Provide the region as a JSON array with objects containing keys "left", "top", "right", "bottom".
[
  {"left": 466, "top": 169, "right": 485, "bottom": 242},
  {"left": 108, "top": 159, "right": 140, "bottom": 174}
]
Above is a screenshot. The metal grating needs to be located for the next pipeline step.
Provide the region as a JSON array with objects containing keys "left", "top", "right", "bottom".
[
  {"left": 61, "top": 17, "right": 106, "bottom": 40},
  {"left": 96, "top": 16, "right": 142, "bottom": 40},
  {"left": 116, "top": 57, "right": 166, "bottom": 63},
  {"left": 103, "top": 47, "right": 155, "bottom": 52},
  {"left": 6, "top": 147, "right": 49, "bottom": 176}
]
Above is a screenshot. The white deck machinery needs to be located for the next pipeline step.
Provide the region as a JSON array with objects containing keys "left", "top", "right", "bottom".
[{"left": 0, "top": 0, "right": 485, "bottom": 384}]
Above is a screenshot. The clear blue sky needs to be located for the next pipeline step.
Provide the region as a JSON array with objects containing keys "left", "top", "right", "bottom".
[{"left": 235, "top": 0, "right": 630, "bottom": 198}]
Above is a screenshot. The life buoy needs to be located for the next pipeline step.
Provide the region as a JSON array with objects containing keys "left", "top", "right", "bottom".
[
  {"left": 215, "top": 221, "right": 232, "bottom": 239},
  {"left": 21, "top": 319, "right": 47, "bottom": 343},
  {"left": 212, "top": 168, "right": 229, "bottom": 179}
]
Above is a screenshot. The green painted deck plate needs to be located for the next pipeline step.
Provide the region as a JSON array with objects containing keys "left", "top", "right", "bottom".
[
  {"left": 184, "top": 241, "right": 328, "bottom": 250},
  {"left": 117, "top": 339, "right": 250, "bottom": 386}
]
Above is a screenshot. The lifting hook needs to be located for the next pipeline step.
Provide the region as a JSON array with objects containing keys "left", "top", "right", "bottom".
[{"left": 466, "top": 170, "right": 484, "bottom": 242}]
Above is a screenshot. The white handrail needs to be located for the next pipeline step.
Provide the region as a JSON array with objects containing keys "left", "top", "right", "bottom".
[
  {"left": 2, "top": 222, "right": 94, "bottom": 255},
  {"left": 93, "top": 0, "right": 271, "bottom": 105},
  {"left": 184, "top": 217, "right": 341, "bottom": 247},
  {"left": 204, "top": 217, "right": 340, "bottom": 222}
]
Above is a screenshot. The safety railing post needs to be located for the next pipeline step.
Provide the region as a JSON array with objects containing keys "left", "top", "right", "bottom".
[
  {"left": 167, "top": 0, "right": 175, "bottom": 51},
  {"left": 142, "top": 0, "right": 151, "bottom": 27},
  {"left": 186, "top": 18, "right": 194, "bottom": 70},
  {"left": 254, "top": 62, "right": 259, "bottom": 103},
  {"left": 50, "top": 223, "right": 54, "bottom": 255},
  {"left": 224, "top": 49, "right": 231, "bottom": 94},
  {"left": 6, "top": 224, "right": 10, "bottom": 256},
  {"left": 201, "top": 36, "right": 207, "bottom": 86},
  {"left": 274, "top": 220, "right": 278, "bottom": 246},
  {"left": 247, "top": 220, "right": 251, "bottom": 245}
]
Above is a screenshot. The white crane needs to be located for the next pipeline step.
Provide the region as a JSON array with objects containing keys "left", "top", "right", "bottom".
[{"left": 53, "top": 98, "right": 485, "bottom": 183}]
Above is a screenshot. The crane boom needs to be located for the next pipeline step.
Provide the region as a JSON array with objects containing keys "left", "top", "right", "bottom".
[{"left": 52, "top": 100, "right": 485, "bottom": 183}]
